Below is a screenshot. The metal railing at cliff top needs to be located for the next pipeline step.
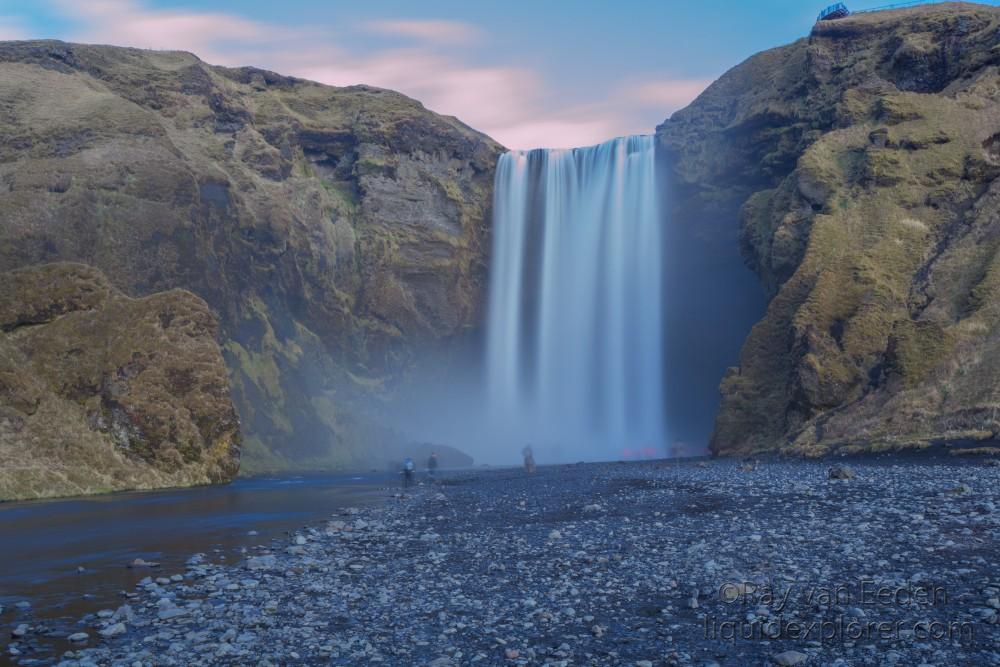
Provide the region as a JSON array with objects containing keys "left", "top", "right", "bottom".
[
  {"left": 818, "top": 0, "right": 944, "bottom": 21},
  {"left": 855, "top": 0, "right": 943, "bottom": 13}
]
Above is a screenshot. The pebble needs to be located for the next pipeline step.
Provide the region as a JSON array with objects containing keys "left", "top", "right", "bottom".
[
  {"left": 98, "top": 623, "right": 126, "bottom": 638},
  {"left": 157, "top": 608, "right": 187, "bottom": 621},
  {"left": 246, "top": 554, "right": 277, "bottom": 571},
  {"left": 772, "top": 650, "right": 809, "bottom": 666}
]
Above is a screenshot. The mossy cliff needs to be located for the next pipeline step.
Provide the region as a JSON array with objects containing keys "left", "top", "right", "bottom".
[
  {"left": 0, "top": 263, "right": 240, "bottom": 500},
  {"left": 0, "top": 41, "right": 502, "bottom": 472},
  {"left": 658, "top": 3, "right": 1000, "bottom": 456}
]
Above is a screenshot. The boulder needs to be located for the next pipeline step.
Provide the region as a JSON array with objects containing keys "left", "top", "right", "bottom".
[{"left": 828, "top": 464, "right": 855, "bottom": 480}]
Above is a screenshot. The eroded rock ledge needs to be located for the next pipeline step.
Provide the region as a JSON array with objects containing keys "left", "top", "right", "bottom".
[{"left": 0, "top": 262, "right": 241, "bottom": 501}]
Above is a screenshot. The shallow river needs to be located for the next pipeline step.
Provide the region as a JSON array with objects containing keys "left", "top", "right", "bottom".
[{"left": 0, "top": 472, "right": 395, "bottom": 662}]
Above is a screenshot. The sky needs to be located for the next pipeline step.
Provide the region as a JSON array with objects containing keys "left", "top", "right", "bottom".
[{"left": 1, "top": 0, "right": 996, "bottom": 149}]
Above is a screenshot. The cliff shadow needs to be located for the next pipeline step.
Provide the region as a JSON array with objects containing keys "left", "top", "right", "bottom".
[{"left": 657, "top": 145, "right": 766, "bottom": 454}]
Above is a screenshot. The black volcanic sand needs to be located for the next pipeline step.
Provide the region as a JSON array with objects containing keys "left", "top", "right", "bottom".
[{"left": 6, "top": 458, "right": 999, "bottom": 666}]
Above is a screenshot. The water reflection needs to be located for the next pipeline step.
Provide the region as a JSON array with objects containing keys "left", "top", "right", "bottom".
[{"left": 0, "top": 472, "right": 391, "bottom": 652}]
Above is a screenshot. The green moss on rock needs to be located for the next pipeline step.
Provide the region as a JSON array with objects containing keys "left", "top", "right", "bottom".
[
  {"left": 0, "top": 263, "right": 241, "bottom": 501},
  {"left": 659, "top": 2, "right": 1000, "bottom": 456}
]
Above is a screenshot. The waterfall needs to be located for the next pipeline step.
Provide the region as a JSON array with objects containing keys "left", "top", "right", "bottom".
[{"left": 485, "top": 135, "right": 665, "bottom": 461}]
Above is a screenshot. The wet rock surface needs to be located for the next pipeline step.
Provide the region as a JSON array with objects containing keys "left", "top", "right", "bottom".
[{"left": 8, "top": 458, "right": 998, "bottom": 666}]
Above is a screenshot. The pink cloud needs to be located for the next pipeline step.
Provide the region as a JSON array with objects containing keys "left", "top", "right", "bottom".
[
  {"left": 625, "top": 79, "right": 711, "bottom": 111},
  {"left": 53, "top": 0, "right": 273, "bottom": 62},
  {"left": 365, "top": 19, "right": 482, "bottom": 44},
  {"left": 492, "top": 119, "right": 625, "bottom": 152},
  {"left": 291, "top": 49, "right": 541, "bottom": 130},
  {"left": 290, "top": 51, "right": 647, "bottom": 149},
  {"left": 47, "top": 0, "right": 705, "bottom": 149}
]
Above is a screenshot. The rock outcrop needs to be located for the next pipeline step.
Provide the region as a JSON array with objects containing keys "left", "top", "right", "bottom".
[
  {"left": 0, "top": 41, "right": 503, "bottom": 471},
  {"left": 0, "top": 263, "right": 240, "bottom": 500},
  {"left": 659, "top": 3, "right": 1000, "bottom": 456}
]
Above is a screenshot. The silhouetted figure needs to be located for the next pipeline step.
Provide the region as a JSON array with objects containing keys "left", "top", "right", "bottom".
[
  {"left": 522, "top": 445, "right": 536, "bottom": 474},
  {"left": 402, "top": 457, "right": 415, "bottom": 488},
  {"left": 427, "top": 452, "right": 439, "bottom": 480}
]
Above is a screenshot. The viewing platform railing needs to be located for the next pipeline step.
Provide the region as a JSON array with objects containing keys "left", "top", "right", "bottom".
[
  {"left": 855, "top": 0, "right": 941, "bottom": 13},
  {"left": 818, "top": 0, "right": 944, "bottom": 21}
]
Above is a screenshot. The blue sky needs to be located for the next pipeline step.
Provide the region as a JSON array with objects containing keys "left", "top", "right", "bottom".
[{"left": 2, "top": 1, "right": 996, "bottom": 148}]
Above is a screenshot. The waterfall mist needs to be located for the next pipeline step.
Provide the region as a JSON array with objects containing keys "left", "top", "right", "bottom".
[
  {"left": 484, "top": 135, "right": 666, "bottom": 462},
  {"left": 385, "top": 133, "right": 760, "bottom": 467}
]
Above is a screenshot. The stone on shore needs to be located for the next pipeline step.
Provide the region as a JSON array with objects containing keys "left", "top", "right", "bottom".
[
  {"left": 772, "top": 650, "right": 809, "bottom": 666},
  {"left": 98, "top": 623, "right": 126, "bottom": 638},
  {"left": 827, "top": 464, "right": 855, "bottom": 480}
]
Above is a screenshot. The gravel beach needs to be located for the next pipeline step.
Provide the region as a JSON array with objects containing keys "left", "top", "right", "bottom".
[{"left": 7, "top": 458, "right": 1000, "bottom": 667}]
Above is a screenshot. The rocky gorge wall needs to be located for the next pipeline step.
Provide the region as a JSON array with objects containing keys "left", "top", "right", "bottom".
[
  {"left": 659, "top": 2, "right": 1000, "bottom": 456},
  {"left": 0, "top": 41, "right": 502, "bottom": 473},
  {"left": 8, "top": 4, "right": 1000, "bottom": 480}
]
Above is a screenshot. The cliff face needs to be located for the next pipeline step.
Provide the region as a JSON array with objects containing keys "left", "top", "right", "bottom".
[
  {"left": 0, "top": 263, "right": 240, "bottom": 500},
  {"left": 0, "top": 41, "right": 502, "bottom": 470},
  {"left": 658, "top": 3, "right": 1000, "bottom": 456}
]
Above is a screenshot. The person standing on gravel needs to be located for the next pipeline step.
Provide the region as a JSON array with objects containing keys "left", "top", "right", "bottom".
[
  {"left": 522, "top": 445, "right": 536, "bottom": 474},
  {"left": 427, "top": 452, "right": 439, "bottom": 480},
  {"left": 402, "top": 457, "right": 415, "bottom": 489}
]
